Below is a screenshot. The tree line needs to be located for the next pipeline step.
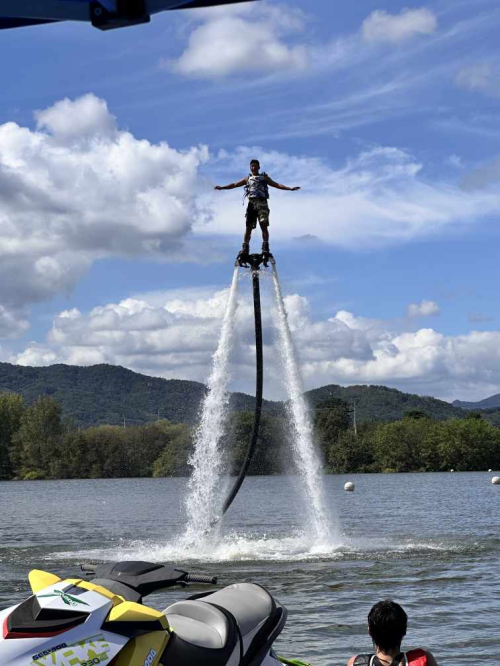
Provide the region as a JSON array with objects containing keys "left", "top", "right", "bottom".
[
  {"left": 316, "top": 399, "right": 500, "bottom": 473},
  {"left": 0, "top": 392, "right": 498, "bottom": 480}
]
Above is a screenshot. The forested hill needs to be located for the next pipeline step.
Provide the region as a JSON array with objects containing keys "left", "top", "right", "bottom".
[
  {"left": 453, "top": 394, "right": 500, "bottom": 410},
  {"left": 304, "top": 384, "right": 466, "bottom": 422},
  {"left": 0, "top": 362, "right": 280, "bottom": 427},
  {"left": 0, "top": 362, "right": 468, "bottom": 427}
]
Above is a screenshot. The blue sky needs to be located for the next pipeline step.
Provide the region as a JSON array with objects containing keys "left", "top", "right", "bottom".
[{"left": 1, "top": 0, "right": 500, "bottom": 402}]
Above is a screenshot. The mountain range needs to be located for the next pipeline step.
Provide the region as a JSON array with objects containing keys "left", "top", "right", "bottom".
[
  {"left": 0, "top": 361, "right": 484, "bottom": 428},
  {"left": 0, "top": 362, "right": 280, "bottom": 427},
  {"left": 453, "top": 395, "right": 500, "bottom": 410}
]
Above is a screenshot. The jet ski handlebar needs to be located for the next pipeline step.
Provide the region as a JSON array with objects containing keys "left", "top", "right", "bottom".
[
  {"left": 78, "top": 560, "right": 217, "bottom": 602},
  {"left": 80, "top": 563, "right": 98, "bottom": 573}
]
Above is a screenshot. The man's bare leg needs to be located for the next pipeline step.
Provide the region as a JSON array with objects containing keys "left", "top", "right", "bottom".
[{"left": 260, "top": 223, "right": 270, "bottom": 253}]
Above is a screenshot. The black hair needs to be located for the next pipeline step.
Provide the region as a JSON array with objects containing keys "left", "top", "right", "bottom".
[
  {"left": 250, "top": 159, "right": 260, "bottom": 167},
  {"left": 368, "top": 600, "right": 407, "bottom": 653}
]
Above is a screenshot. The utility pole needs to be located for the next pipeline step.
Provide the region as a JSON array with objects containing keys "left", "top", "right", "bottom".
[{"left": 353, "top": 401, "right": 357, "bottom": 437}]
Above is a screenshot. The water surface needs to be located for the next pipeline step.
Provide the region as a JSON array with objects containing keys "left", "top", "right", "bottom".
[{"left": 1, "top": 472, "right": 499, "bottom": 664}]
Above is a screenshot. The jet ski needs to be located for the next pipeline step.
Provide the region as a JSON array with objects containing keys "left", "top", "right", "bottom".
[{"left": 0, "top": 560, "right": 311, "bottom": 665}]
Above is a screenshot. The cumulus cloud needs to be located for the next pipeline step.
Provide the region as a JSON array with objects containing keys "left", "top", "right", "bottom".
[
  {"left": 455, "top": 63, "right": 500, "bottom": 98},
  {"left": 0, "top": 93, "right": 209, "bottom": 336},
  {"left": 290, "top": 309, "right": 500, "bottom": 403},
  {"left": 35, "top": 95, "right": 117, "bottom": 144},
  {"left": 204, "top": 145, "right": 500, "bottom": 248},
  {"left": 14, "top": 285, "right": 254, "bottom": 383},
  {"left": 167, "top": 3, "right": 308, "bottom": 79},
  {"left": 11, "top": 283, "right": 500, "bottom": 403},
  {"left": 407, "top": 300, "right": 440, "bottom": 318},
  {"left": 362, "top": 7, "right": 437, "bottom": 44},
  {"left": 0, "top": 306, "right": 29, "bottom": 339},
  {"left": 12, "top": 285, "right": 375, "bottom": 393},
  {"left": 16, "top": 345, "right": 58, "bottom": 367}
]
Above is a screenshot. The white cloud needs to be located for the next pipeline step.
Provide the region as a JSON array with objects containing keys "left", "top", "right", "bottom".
[
  {"left": 407, "top": 300, "right": 440, "bottom": 318},
  {"left": 11, "top": 285, "right": 500, "bottom": 403},
  {"left": 0, "top": 93, "right": 209, "bottom": 324},
  {"left": 292, "top": 313, "right": 500, "bottom": 403},
  {"left": 334, "top": 310, "right": 383, "bottom": 332},
  {"left": 455, "top": 63, "right": 500, "bottom": 98},
  {"left": 362, "top": 7, "right": 438, "bottom": 44},
  {"left": 16, "top": 345, "right": 58, "bottom": 367},
  {"left": 35, "top": 95, "right": 116, "bottom": 144},
  {"left": 0, "top": 305, "right": 29, "bottom": 339},
  {"left": 13, "top": 284, "right": 253, "bottom": 382},
  {"left": 167, "top": 3, "right": 308, "bottom": 79}
]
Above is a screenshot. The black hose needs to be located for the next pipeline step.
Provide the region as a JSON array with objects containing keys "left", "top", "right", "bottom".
[{"left": 222, "top": 267, "right": 263, "bottom": 515}]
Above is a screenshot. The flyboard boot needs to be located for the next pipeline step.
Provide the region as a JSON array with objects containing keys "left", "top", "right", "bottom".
[
  {"left": 261, "top": 241, "right": 274, "bottom": 267},
  {"left": 236, "top": 242, "right": 251, "bottom": 267},
  {"left": 0, "top": 560, "right": 311, "bottom": 666}
]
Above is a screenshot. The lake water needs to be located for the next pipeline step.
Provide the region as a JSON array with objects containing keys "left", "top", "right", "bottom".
[{"left": 1, "top": 472, "right": 499, "bottom": 664}]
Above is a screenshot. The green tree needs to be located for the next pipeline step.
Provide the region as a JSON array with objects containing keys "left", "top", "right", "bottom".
[
  {"left": 371, "top": 417, "right": 435, "bottom": 472},
  {"left": 403, "top": 409, "right": 429, "bottom": 420},
  {"left": 437, "top": 418, "right": 500, "bottom": 471},
  {"left": 417, "top": 420, "right": 446, "bottom": 472},
  {"left": 464, "top": 411, "right": 482, "bottom": 420},
  {"left": 0, "top": 392, "right": 24, "bottom": 479},
  {"left": 81, "top": 425, "right": 135, "bottom": 478},
  {"left": 227, "top": 412, "right": 286, "bottom": 475},
  {"left": 51, "top": 429, "right": 93, "bottom": 479},
  {"left": 11, "top": 396, "right": 63, "bottom": 479},
  {"left": 327, "top": 427, "right": 375, "bottom": 473},
  {"left": 152, "top": 422, "right": 192, "bottom": 477},
  {"left": 314, "top": 399, "right": 352, "bottom": 459}
]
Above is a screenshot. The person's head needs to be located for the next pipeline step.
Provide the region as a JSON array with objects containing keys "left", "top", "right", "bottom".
[
  {"left": 250, "top": 159, "right": 260, "bottom": 175},
  {"left": 368, "top": 600, "right": 407, "bottom": 653}
]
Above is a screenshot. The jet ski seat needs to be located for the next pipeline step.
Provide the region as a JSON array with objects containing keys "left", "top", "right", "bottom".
[{"left": 163, "top": 583, "right": 287, "bottom": 666}]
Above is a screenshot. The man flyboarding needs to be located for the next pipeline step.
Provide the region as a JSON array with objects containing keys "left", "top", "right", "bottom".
[{"left": 214, "top": 159, "right": 300, "bottom": 265}]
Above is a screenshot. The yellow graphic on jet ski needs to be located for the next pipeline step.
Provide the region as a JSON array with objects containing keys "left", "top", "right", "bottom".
[{"left": 31, "top": 634, "right": 111, "bottom": 666}]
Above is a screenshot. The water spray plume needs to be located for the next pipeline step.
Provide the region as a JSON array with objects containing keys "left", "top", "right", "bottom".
[
  {"left": 183, "top": 268, "right": 240, "bottom": 542},
  {"left": 271, "top": 265, "right": 338, "bottom": 545}
]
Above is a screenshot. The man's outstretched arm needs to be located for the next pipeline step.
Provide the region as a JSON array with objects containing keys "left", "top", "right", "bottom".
[
  {"left": 265, "top": 175, "right": 300, "bottom": 191},
  {"left": 214, "top": 177, "right": 248, "bottom": 191}
]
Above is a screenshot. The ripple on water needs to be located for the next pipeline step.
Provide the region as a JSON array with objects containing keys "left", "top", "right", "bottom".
[{"left": 50, "top": 530, "right": 490, "bottom": 565}]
